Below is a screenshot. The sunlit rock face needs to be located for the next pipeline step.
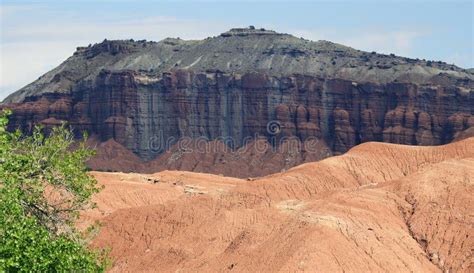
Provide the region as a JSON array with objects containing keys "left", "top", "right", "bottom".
[{"left": 2, "top": 27, "right": 473, "bottom": 174}]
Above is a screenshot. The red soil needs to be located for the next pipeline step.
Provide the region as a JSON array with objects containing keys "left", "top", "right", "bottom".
[{"left": 80, "top": 138, "right": 474, "bottom": 272}]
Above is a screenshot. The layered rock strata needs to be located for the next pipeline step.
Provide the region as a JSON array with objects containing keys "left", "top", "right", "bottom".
[{"left": 2, "top": 27, "right": 473, "bottom": 175}]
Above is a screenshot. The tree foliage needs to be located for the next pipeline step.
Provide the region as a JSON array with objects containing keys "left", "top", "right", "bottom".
[{"left": 0, "top": 110, "right": 109, "bottom": 272}]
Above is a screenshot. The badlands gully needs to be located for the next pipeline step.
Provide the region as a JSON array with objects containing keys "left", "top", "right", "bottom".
[{"left": 79, "top": 138, "right": 474, "bottom": 272}]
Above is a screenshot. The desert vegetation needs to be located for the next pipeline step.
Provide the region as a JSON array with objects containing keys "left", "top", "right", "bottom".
[{"left": 0, "top": 110, "right": 109, "bottom": 272}]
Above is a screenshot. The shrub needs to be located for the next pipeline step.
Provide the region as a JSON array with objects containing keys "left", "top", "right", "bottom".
[{"left": 0, "top": 110, "right": 109, "bottom": 272}]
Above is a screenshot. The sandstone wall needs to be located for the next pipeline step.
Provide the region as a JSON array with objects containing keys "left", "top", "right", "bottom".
[{"left": 5, "top": 70, "right": 473, "bottom": 161}]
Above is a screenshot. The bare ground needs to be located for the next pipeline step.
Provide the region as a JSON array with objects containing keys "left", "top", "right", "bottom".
[{"left": 79, "top": 138, "right": 474, "bottom": 272}]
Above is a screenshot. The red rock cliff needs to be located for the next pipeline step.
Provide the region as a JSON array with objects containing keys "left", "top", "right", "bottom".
[{"left": 2, "top": 28, "right": 473, "bottom": 176}]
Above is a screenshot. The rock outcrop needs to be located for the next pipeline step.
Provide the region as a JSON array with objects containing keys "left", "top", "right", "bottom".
[{"left": 2, "top": 27, "right": 473, "bottom": 176}]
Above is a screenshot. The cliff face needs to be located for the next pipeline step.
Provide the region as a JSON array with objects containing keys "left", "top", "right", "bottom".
[{"left": 2, "top": 27, "right": 473, "bottom": 176}]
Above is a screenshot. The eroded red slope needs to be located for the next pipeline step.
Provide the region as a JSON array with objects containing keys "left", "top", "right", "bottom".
[{"left": 81, "top": 138, "right": 474, "bottom": 272}]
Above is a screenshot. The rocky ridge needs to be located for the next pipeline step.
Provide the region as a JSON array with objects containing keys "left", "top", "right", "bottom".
[{"left": 2, "top": 27, "right": 473, "bottom": 176}]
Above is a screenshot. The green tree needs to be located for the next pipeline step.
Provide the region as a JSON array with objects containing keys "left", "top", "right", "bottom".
[{"left": 0, "top": 110, "right": 109, "bottom": 272}]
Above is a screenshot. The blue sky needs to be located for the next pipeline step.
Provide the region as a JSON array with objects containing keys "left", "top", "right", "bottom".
[{"left": 1, "top": 0, "right": 473, "bottom": 99}]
